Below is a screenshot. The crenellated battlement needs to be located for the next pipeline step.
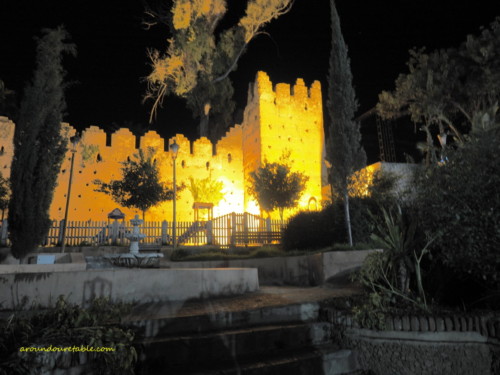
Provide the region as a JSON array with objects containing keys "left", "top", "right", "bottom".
[
  {"left": 0, "top": 71, "right": 326, "bottom": 222},
  {"left": 248, "top": 71, "right": 322, "bottom": 109}
]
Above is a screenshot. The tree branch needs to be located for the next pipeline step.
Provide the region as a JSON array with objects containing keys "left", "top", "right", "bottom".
[{"left": 212, "top": 42, "right": 250, "bottom": 84}]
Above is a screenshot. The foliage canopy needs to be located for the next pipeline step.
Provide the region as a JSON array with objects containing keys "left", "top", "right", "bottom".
[
  {"left": 248, "top": 155, "right": 308, "bottom": 220},
  {"left": 413, "top": 128, "right": 500, "bottom": 289},
  {"left": 0, "top": 297, "right": 136, "bottom": 375},
  {"left": 145, "top": 0, "right": 292, "bottom": 140},
  {"left": 377, "top": 17, "right": 500, "bottom": 164},
  {"left": 0, "top": 79, "right": 16, "bottom": 118},
  {"left": 94, "top": 148, "right": 176, "bottom": 219},
  {"left": 188, "top": 176, "right": 224, "bottom": 205}
]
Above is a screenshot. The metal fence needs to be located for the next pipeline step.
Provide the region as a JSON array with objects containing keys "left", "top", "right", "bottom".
[{"left": 0, "top": 213, "right": 286, "bottom": 248}]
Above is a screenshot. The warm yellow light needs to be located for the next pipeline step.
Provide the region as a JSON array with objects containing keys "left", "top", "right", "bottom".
[{"left": 0, "top": 72, "right": 326, "bottom": 223}]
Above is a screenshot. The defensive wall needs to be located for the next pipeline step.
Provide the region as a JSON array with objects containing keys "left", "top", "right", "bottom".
[{"left": 0, "top": 71, "right": 326, "bottom": 222}]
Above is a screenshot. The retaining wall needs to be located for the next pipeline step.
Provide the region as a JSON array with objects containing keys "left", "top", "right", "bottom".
[
  {"left": 0, "top": 267, "right": 259, "bottom": 309},
  {"left": 163, "top": 249, "right": 377, "bottom": 286},
  {"left": 326, "top": 309, "right": 500, "bottom": 375}
]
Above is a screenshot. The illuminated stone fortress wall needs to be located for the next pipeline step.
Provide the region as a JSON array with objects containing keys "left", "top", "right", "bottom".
[{"left": 0, "top": 71, "right": 325, "bottom": 222}]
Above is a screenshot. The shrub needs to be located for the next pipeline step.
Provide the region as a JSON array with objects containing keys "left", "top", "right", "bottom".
[
  {"left": 282, "top": 168, "right": 401, "bottom": 251},
  {"left": 170, "top": 246, "right": 285, "bottom": 261},
  {"left": 282, "top": 197, "right": 383, "bottom": 251},
  {"left": 343, "top": 197, "right": 382, "bottom": 244},
  {"left": 249, "top": 246, "right": 285, "bottom": 258},
  {"left": 170, "top": 248, "right": 190, "bottom": 261},
  {"left": 281, "top": 210, "right": 333, "bottom": 251},
  {"left": 413, "top": 128, "right": 500, "bottom": 290},
  {"left": 0, "top": 297, "right": 136, "bottom": 375},
  {"left": 353, "top": 205, "right": 435, "bottom": 311},
  {"left": 180, "top": 250, "right": 231, "bottom": 261}
]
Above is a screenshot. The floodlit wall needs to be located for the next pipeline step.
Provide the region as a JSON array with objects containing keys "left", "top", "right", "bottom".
[
  {"left": 0, "top": 117, "right": 15, "bottom": 178},
  {"left": 242, "top": 71, "right": 325, "bottom": 215},
  {"left": 0, "top": 71, "right": 326, "bottom": 222}
]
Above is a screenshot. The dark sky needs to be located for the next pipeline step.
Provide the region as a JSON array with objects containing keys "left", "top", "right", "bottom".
[{"left": 1, "top": 0, "right": 499, "bottom": 162}]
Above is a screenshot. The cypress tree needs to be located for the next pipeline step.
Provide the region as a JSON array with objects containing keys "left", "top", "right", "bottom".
[
  {"left": 327, "top": 0, "right": 366, "bottom": 246},
  {"left": 9, "top": 27, "right": 75, "bottom": 258}
]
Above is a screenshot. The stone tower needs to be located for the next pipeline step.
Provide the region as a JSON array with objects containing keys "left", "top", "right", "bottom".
[{"left": 242, "top": 71, "right": 325, "bottom": 214}]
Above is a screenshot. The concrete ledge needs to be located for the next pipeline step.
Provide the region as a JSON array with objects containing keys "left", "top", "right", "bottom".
[
  {"left": 0, "top": 253, "right": 87, "bottom": 273},
  {"left": 0, "top": 267, "right": 259, "bottom": 309},
  {"left": 164, "top": 250, "right": 378, "bottom": 286},
  {"left": 0, "top": 263, "right": 87, "bottom": 274},
  {"left": 345, "top": 328, "right": 489, "bottom": 344}
]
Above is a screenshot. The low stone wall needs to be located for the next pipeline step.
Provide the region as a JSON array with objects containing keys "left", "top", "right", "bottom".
[
  {"left": 163, "top": 249, "right": 377, "bottom": 286},
  {"left": 0, "top": 267, "right": 259, "bottom": 309},
  {"left": 344, "top": 329, "right": 495, "bottom": 375},
  {"left": 0, "top": 253, "right": 86, "bottom": 273},
  {"left": 325, "top": 309, "right": 500, "bottom": 375}
]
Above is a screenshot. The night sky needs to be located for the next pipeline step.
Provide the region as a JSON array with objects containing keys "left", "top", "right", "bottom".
[{"left": 1, "top": 0, "right": 500, "bottom": 162}]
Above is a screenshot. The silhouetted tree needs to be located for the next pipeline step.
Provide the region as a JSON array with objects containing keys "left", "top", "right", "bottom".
[
  {"left": 326, "top": 0, "right": 366, "bottom": 246},
  {"left": 144, "top": 0, "right": 292, "bottom": 141},
  {"left": 94, "top": 148, "right": 178, "bottom": 220},
  {"left": 377, "top": 17, "right": 500, "bottom": 164},
  {"left": 0, "top": 79, "right": 17, "bottom": 118},
  {"left": 248, "top": 155, "right": 308, "bottom": 220},
  {"left": 8, "top": 27, "right": 75, "bottom": 259}
]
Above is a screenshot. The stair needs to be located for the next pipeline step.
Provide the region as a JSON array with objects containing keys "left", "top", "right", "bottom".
[
  {"left": 129, "top": 302, "right": 361, "bottom": 375},
  {"left": 177, "top": 221, "right": 207, "bottom": 245}
]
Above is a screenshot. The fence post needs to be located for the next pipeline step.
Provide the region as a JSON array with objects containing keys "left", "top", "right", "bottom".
[
  {"left": 243, "top": 212, "right": 249, "bottom": 245},
  {"left": 230, "top": 212, "right": 236, "bottom": 247},
  {"left": 111, "top": 220, "right": 119, "bottom": 245},
  {"left": 0, "top": 219, "right": 8, "bottom": 246},
  {"left": 206, "top": 220, "right": 213, "bottom": 245},
  {"left": 58, "top": 220, "right": 65, "bottom": 246},
  {"left": 161, "top": 220, "right": 168, "bottom": 245},
  {"left": 266, "top": 217, "right": 272, "bottom": 244}
]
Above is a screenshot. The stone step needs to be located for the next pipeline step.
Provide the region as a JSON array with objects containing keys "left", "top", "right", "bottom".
[
  {"left": 136, "top": 322, "right": 334, "bottom": 368},
  {"left": 128, "top": 301, "right": 322, "bottom": 339},
  {"left": 138, "top": 345, "right": 360, "bottom": 375}
]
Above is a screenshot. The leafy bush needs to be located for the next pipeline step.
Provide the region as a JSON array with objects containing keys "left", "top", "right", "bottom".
[
  {"left": 170, "top": 248, "right": 193, "bottom": 261},
  {"left": 249, "top": 246, "right": 284, "bottom": 258},
  {"left": 344, "top": 197, "right": 382, "bottom": 244},
  {"left": 282, "top": 169, "right": 400, "bottom": 251},
  {"left": 0, "top": 297, "right": 136, "bottom": 375},
  {"left": 353, "top": 205, "right": 435, "bottom": 312},
  {"left": 413, "top": 128, "right": 500, "bottom": 290},
  {"left": 170, "top": 246, "right": 285, "bottom": 261},
  {"left": 331, "top": 242, "right": 374, "bottom": 251},
  {"left": 282, "top": 197, "right": 383, "bottom": 251},
  {"left": 178, "top": 250, "right": 233, "bottom": 261},
  {"left": 281, "top": 210, "right": 333, "bottom": 251}
]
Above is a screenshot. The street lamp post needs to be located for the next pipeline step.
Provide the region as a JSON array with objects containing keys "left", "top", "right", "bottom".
[
  {"left": 170, "top": 140, "right": 179, "bottom": 249},
  {"left": 61, "top": 134, "right": 80, "bottom": 253}
]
